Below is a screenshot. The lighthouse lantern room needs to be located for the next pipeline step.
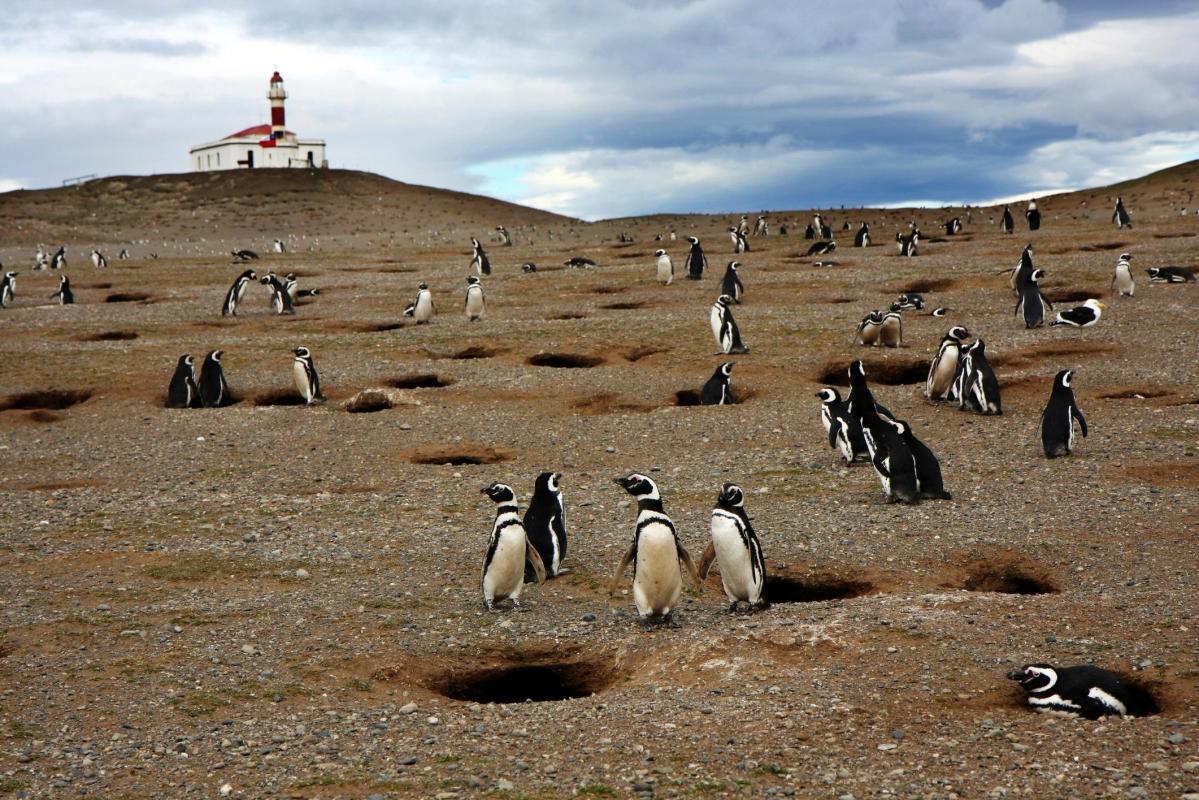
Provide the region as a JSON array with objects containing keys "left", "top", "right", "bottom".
[{"left": 189, "top": 71, "right": 327, "bottom": 172}]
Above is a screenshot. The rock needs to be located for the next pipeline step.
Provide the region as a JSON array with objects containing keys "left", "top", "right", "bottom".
[
  {"left": 219, "top": 783, "right": 232, "bottom": 796},
  {"left": 1166, "top": 732, "right": 1188, "bottom": 744},
  {"left": 294, "top": 568, "right": 310, "bottom": 579},
  {"left": 495, "top": 779, "right": 514, "bottom": 791},
  {"left": 426, "top": 716, "right": 440, "bottom": 725},
  {"left": 399, "top": 702, "right": 418, "bottom": 714},
  {"left": 241, "top": 644, "right": 258, "bottom": 655},
  {"left": 877, "top": 743, "right": 897, "bottom": 751},
  {"left": 581, "top": 613, "right": 597, "bottom": 622}
]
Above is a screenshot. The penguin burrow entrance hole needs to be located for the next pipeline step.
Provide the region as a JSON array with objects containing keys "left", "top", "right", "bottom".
[
  {"left": 387, "top": 373, "right": 456, "bottom": 390},
  {"left": 814, "top": 360, "right": 927, "bottom": 386},
  {"left": 549, "top": 312, "right": 586, "bottom": 321},
  {"left": 359, "top": 322, "right": 405, "bottom": 333},
  {"left": 623, "top": 346, "right": 667, "bottom": 362},
  {"left": 601, "top": 301, "right": 647, "bottom": 310},
  {"left": 428, "top": 660, "right": 617, "bottom": 704},
  {"left": 1081, "top": 240, "right": 1128, "bottom": 251},
  {"left": 1099, "top": 388, "right": 1172, "bottom": 400},
  {"left": 951, "top": 558, "right": 1059, "bottom": 595},
  {"left": 591, "top": 286, "right": 627, "bottom": 295},
  {"left": 105, "top": 292, "right": 153, "bottom": 303},
  {"left": 0, "top": 389, "right": 93, "bottom": 411},
  {"left": 765, "top": 574, "right": 877, "bottom": 604},
  {"left": 674, "top": 387, "right": 755, "bottom": 406},
  {"left": 1045, "top": 290, "right": 1093, "bottom": 304},
  {"left": 888, "top": 278, "right": 957, "bottom": 293},
  {"left": 572, "top": 393, "right": 655, "bottom": 415},
  {"left": 406, "top": 446, "right": 509, "bottom": 466},
  {"left": 526, "top": 353, "right": 605, "bottom": 369},
  {"left": 81, "top": 330, "right": 139, "bottom": 341},
  {"left": 251, "top": 389, "right": 308, "bottom": 407},
  {"left": 450, "top": 346, "right": 501, "bottom": 360}
]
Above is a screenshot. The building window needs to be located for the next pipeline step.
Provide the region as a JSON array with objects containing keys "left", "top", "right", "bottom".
[{"left": 216, "top": 152, "right": 220, "bottom": 167}]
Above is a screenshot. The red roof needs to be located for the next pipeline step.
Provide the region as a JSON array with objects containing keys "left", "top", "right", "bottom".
[
  {"left": 270, "top": 71, "right": 283, "bottom": 83},
  {"left": 223, "top": 124, "right": 294, "bottom": 140}
]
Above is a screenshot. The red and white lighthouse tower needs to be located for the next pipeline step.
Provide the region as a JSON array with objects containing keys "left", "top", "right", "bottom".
[{"left": 267, "top": 71, "right": 287, "bottom": 141}]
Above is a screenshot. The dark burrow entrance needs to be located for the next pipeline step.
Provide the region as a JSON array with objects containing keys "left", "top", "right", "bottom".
[
  {"left": 387, "top": 373, "right": 455, "bottom": 389},
  {"left": 0, "top": 389, "right": 93, "bottom": 411},
  {"left": 764, "top": 574, "right": 877, "bottom": 603},
  {"left": 526, "top": 352, "right": 605, "bottom": 368},
  {"left": 429, "top": 660, "right": 618, "bottom": 704},
  {"left": 406, "top": 446, "right": 508, "bottom": 466},
  {"left": 815, "top": 360, "right": 927, "bottom": 386},
  {"left": 252, "top": 389, "right": 308, "bottom": 407},
  {"left": 949, "top": 556, "right": 1059, "bottom": 595}
]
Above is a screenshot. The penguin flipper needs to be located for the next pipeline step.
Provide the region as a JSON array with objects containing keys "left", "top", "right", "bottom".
[
  {"left": 696, "top": 541, "right": 717, "bottom": 581},
  {"left": 828, "top": 418, "right": 842, "bottom": 450},
  {"left": 607, "top": 544, "right": 636, "bottom": 594},
  {"left": 1073, "top": 403, "right": 1088, "bottom": 437},
  {"left": 524, "top": 540, "right": 547, "bottom": 584},
  {"left": 676, "top": 542, "right": 700, "bottom": 585}
]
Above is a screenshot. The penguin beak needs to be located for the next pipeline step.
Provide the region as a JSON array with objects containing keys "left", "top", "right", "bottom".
[
  {"left": 480, "top": 486, "right": 491, "bottom": 495},
  {"left": 553, "top": 472, "right": 563, "bottom": 483},
  {"left": 1006, "top": 669, "right": 1026, "bottom": 681}
]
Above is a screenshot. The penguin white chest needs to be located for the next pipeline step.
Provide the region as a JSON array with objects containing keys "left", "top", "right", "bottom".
[
  {"left": 414, "top": 293, "right": 433, "bottom": 322},
  {"left": 710, "top": 308, "right": 725, "bottom": 347},
  {"left": 483, "top": 526, "right": 527, "bottom": 603},
  {"left": 657, "top": 256, "right": 672, "bottom": 284},
  {"left": 293, "top": 360, "right": 311, "bottom": 401},
  {"left": 466, "top": 288, "right": 484, "bottom": 319},
  {"left": 929, "top": 346, "right": 958, "bottom": 396},
  {"left": 633, "top": 524, "right": 682, "bottom": 617},
  {"left": 710, "top": 513, "right": 760, "bottom": 603}
]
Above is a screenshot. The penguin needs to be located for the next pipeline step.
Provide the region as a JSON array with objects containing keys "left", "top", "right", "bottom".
[
  {"left": 816, "top": 387, "right": 868, "bottom": 464},
  {"left": 51, "top": 246, "right": 67, "bottom": 270},
  {"left": 896, "top": 231, "right": 918, "bottom": 257},
  {"left": 231, "top": 249, "right": 259, "bottom": 262},
  {"left": 737, "top": 215, "right": 750, "bottom": 236},
  {"left": 1111, "top": 253, "right": 1135, "bottom": 297},
  {"left": 0, "top": 271, "right": 15, "bottom": 308},
  {"left": 480, "top": 483, "right": 545, "bottom": 610},
  {"left": 292, "top": 346, "right": 324, "bottom": 405},
  {"left": 403, "top": 283, "right": 434, "bottom": 323},
  {"left": 896, "top": 292, "right": 925, "bottom": 311},
  {"left": 861, "top": 414, "right": 920, "bottom": 504},
  {"left": 1112, "top": 196, "right": 1132, "bottom": 229},
  {"left": 855, "top": 310, "right": 884, "bottom": 346},
  {"left": 925, "top": 326, "right": 970, "bottom": 401},
  {"left": 720, "top": 261, "right": 744, "bottom": 303},
  {"left": 1051, "top": 299, "right": 1104, "bottom": 328},
  {"left": 1146, "top": 266, "right": 1195, "bottom": 283},
  {"left": 222, "top": 269, "right": 257, "bottom": 317},
  {"left": 272, "top": 238, "right": 286, "bottom": 253},
  {"left": 283, "top": 273, "right": 299, "bottom": 301},
  {"left": 1041, "top": 369, "right": 1087, "bottom": 458},
  {"left": 1000, "top": 206, "right": 1014, "bottom": 234},
  {"left": 879, "top": 304, "right": 903, "bottom": 348},
  {"left": 697, "top": 483, "right": 766, "bottom": 611},
  {"left": 803, "top": 223, "right": 816, "bottom": 240},
  {"left": 198, "top": 350, "right": 231, "bottom": 408},
  {"left": 51, "top": 274, "right": 74, "bottom": 304},
  {"left": 465, "top": 276, "right": 485, "bottom": 321},
  {"left": 261, "top": 273, "right": 295, "bottom": 315},
  {"left": 945, "top": 217, "right": 962, "bottom": 235},
  {"left": 819, "top": 217, "right": 832, "bottom": 239},
  {"left": 931, "top": 307, "right": 953, "bottom": 317},
  {"left": 470, "top": 237, "right": 491, "bottom": 276},
  {"left": 684, "top": 236, "right": 708, "bottom": 280},
  {"left": 608, "top": 473, "right": 698, "bottom": 622},
  {"left": 654, "top": 249, "right": 673, "bottom": 285},
  {"left": 521, "top": 262, "right": 538, "bottom": 273},
  {"left": 1015, "top": 268, "right": 1054, "bottom": 328},
  {"left": 1008, "top": 664, "right": 1155, "bottom": 719},
  {"left": 806, "top": 240, "right": 836, "bottom": 256},
  {"left": 496, "top": 225, "right": 512, "bottom": 246},
  {"left": 854, "top": 222, "right": 871, "bottom": 247},
  {"left": 35, "top": 245, "right": 48, "bottom": 270},
  {"left": 700, "top": 362, "right": 735, "bottom": 405},
  {"left": 118, "top": 248, "right": 130, "bottom": 260},
  {"left": 728, "top": 226, "right": 745, "bottom": 254},
  {"left": 564, "top": 256, "right": 597, "bottom": 269},
  {"left": 958, "top": 339, "right": 1002, "bottom": 415},
  {"left": 90, "top": 249, "right": 107, "bottom": 269},
  {"left": 891, "top": 419, "right": 952, "bottom": 500},
  {"left": 522, "top": 471, "right": 567, "bottom": 582},
  {"left": 1009, "top": 243, "right": 1036, "bottom": 294},
  {"left": 710, "top": 294, "right": 749, "bottom": 354},
  {"left": 1026, "top": 199, "right": 1041, "bottom": 231},
  {"left": 846, "top": 360, "right": 896, "bottom": 423},
  {"left": 754, "top": 215, "right": 768, "bottom": 236},
  {"left": 166, "top": 354, "right": 201, "bottom": 409}
]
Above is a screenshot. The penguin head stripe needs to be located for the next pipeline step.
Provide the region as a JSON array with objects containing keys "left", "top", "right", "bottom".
[
  {"left": 687, "top": 236, "right": 699, "bottom": 245},
  {"left": 718, "top": 483, "right": 744, "bottom": 507},
  {"left": 720, "top": 362, "right": 734, "bottom": 377},
  {"left": 1118, "top": 252, "right": 1132, "bottom": 261},
  {"left": 467, "top": 276, "right": 480, "bottom": 285},
  {"left": 654, "top": 249, "right": 666, "bottom": 257},
  {"left": 1031, "top": 268, "right": 1046, "bottom": 282},
  {"left": 886, "top": 418, "right": 909, "bottom": 435},
  {"left": 294, "top": 346, "right": 310, "bottom": 358},
  {"left": 208, "top": 349, "right": 223, "bottom": 362},
  {"left": 614, "top": 473, "right": 659, "bottom": 500},
  {"left": 816, "top": 388, "right": 838, "bottom": 403},
  {"left": 179, "top": 354, "right": 194, "bottom": 367},
  {"left": 1059, "top": 368, "right": 1074, "bottom": 388},
  {"left": 482, "top": 483, "right": 516, "bottom": 503},
  {"left": 548, "top": 472, "right": 562, "bottom": 493},
  {"left": 715, "top": 294, "right": 733, "bottom": 307},
  {"left": 948, "top": 326, "right": 969, "bottom": 341},
  {"left": 1008, "top": 664, "right": 1057, "bottom": 692},
  {"left": 418, "top": 282, "right": 428, "bottom": 290},
  {"left": 729, "top": 261, "right": 740, "bottom": 270}
]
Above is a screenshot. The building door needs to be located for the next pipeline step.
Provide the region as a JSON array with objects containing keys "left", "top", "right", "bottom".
[
  {"left": 307, "top": 151, "right": 314, "bottom": 167},
  {"left": 246, "top": 150, "right": 254, "bottom": 168}
]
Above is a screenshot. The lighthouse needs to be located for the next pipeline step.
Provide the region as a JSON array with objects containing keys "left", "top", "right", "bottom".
[{"left": 188, "top": 71, "right": 327, "bottom": 171}]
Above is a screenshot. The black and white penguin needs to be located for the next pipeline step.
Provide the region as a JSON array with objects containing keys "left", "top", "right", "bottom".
[
  {"left": 198, "top": 350, "right": 231, "bottom": 408},
  {"left": 926, "top": 326, "right": 970, "bottom": 401},
  {"left": 1111, "top": 253, "right": 1135, "bottom": 297},
  {"left": 654, "top": 249, "right": 673, "bottom": 285},
  {"left": 470, "top": 237, "right": 491, "bottom": 276},
  {"left": 1015, "top": 268, "right": 1054, "bottom": 328},
  {"left": 1041, "top": 369, "right": 1087, "bottom": 458},
  {"left": 403, "top": 283, "right": 434, "bottom": 323},
  {"left": 846, "top": 360, "right": 896, "bottom": 423},
  {"left": 806, "top": 240, "right": 836, "bottom": 257},
  {"left": 51, "top": 246, "right": 67, "bottom": 270},
  {"left": 231, "top": 249, "right": 258, "bottom": 262},
  {"left": 861, "top": 414, "right": 920, "bottom": 504},
  {"left": 261, "top": 273, "right": 295, "bottom": 315},
  {"left": 465, "top": 276, "right": 485, "bottom": 321},
  {"left": 697, "top": 483, "right": 766, "bottom": 611},
  {"left": 754, "top": 215, "right": 768, "bottom": 236},
  {"left": 945, "top": 217, "right": 963, "bottom": 235},
  {"left": 118, "top": 248, "right": 130, "bottom": 260},
  {"left": 1009, "top": 243, "right": 1035, "bottom": 294},
  {"left": 1112, "top": 196, "right": 1132, "bottom": 229},
  {"left": 803, "top": 223, "right": 816, "bottom": 240},
  {"left": 564, "top": 256, "right": 598, "bottom": 269},
  {"left": 1146, "top": 266, "right": 1196, "bottom": 283},
  {"left": 35, "top": 245, "right": 48, "bottom": 270},
  {"left": 737, "top": 215, "right": 750, "bottom": 236},
  {"left": 0, "top": 271, "right": 15, "bottom": 308},
  {"left": 879, "top": 304, "right": 903, "bottom": 348},
  {"left": 90, "top": 249, "right": 107, "bottom": 269},
  {"left": 51, "top": 274, "right": 74, "bottom": 304},
  {"left": 222, "top": 269, "right": 257, "bottom": 317},
  {"left": 684, "top": 236, "right": 708, "bottom": 280},
  {"left": 855, "top": 310, "right": 884, "bottom": 346},
  {"left": 896, "top": 292, "right": 925, "bottom": 311},
  {"left": 1051, "top": 299, "right": 1104, "bottom": 328},
  {"left": 710, "top": 294, "right": 749, "bottom": 354},
  {"left": 609, "top": 473, "right": 697, "bottom": 622},
  {"left": 272, "top": 238, "right": 286, "bottom": 254},
  {"left": 481, "top": 483, "right": 545, "bottom": 610},
  {"left": 1026, "top": 199, "right": 1041, "bottom": 231},
  {"left": 1000, "top": 206, "right": 1014, "bottom": 234},
  {"left": 728, "top": 226, "right": 746, "bottom": 254},
  {"left": 854, "top": 222, "right": 871, "bottom": 247},
  {"left": 1008, "top": 664, "right": 1155, "bottom": 719},
  {"left": 523, "top": 471, "right": 568, "bottom": 582},
  {"left": 522, "top": 262, "right": 538, "bottom": 273},
  {"left": 816, "top": 387, "right": 868, "bottom": 463},
  {"left": 896, "top": 231, "right": 918, "bottom": 257},
  {"left": 958, "top": 339, "right": 1002, "bottom": 415},
  {"left": 293, "top": 346, "right": 324, "bottom": 405},
  {"left": 891, "top": 418, "right": 952, "bottom": 500},
  {"left": 720, "top": 261, "right": 744, "bottom": 303},
  {"left": 166, "top": 354, "right": 201, "bottom": 409},
  {"left": 701, "top": 362, "right": 735, "bottom": 405},
  {"left": 931, "top": 307, "right": 953, "bottom": 317}
]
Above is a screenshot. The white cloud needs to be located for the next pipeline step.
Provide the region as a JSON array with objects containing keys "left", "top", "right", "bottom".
[{"left": 0, "top": 179, "right": 25, "bottom": 193}]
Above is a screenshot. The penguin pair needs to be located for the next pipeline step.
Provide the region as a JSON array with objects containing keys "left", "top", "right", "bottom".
[
  {"left": 495, "top": 225, "right": 512, "bottom": 246},
  {"left": 853, "top": 222, "right": 871, "bottom": 247},
  {"left": 813, "top": 214, "right": 832, "bottom": 239},
  {"left": 470, "top": 237, "right": 491, "bottom": 276},
  {"left": 51, "top": 274, "right": 74, "bottom": 305},
  {"left": 895, "top": 292, "right": 924, "bottom": 311},
  {"left": 1008, "top": 243, "right": 1035, "bottom": 295},
  {"left": 1146, "top": 266, "right": 1195, "bottom": 283},
  {"left": 1008, "top": 663, "right": 1155, "bottom": 719},
  {"left": 895, "top": 231, "right": 918, "bottom": 257},
  {"left": 175, "top": 350, "right": 232, "bottom": 408},
  {"left": 1111, "top": 253, "right": 1134, "bottom": 297},
  {"left": 710, "top": 295, "right": 749, "bottom": 354},
  {"left": 684, "top": 236, "right": 707, "bottom": 280},
  {"left": 1051, "top": 299, "right": 1104, "bottom": 328},
  {"left": 1112, "top": 197, "right": 1132, "bottom": 229},
  {"left": 727, "top": 227, "right": 749, "bottom": 254},
  {"left": 953, "top": 339, "right": 1002, "bottom": 415},
  {"left": 261, "top": 273, "right": 295, "bottom": 315},
  {"left": 1, "top": 271, "right": 16, "bottom": 308},
  {"left": 1041, "top": 369, "right": 1087, "bottom": 458},
  {"left": 480, "top": 483, "right": 546, "bottom": 610},
  {"left": 924, "top": 326, "right": 970, "bottom": 401},
  {"left": 816, "top": 387, "right": 868, "bottom": 464},
  {"left": 222, "top": 269, "right": 257, "bottom": 316},
  {"left": 403, "top": 283, "right": 434, "bottom": 323},
  {"left": 51, "top": 246, "right": 67, "bottom": 270}
]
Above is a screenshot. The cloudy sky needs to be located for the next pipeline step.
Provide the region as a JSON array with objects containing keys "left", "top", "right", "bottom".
[{"left": 1, "top": 0, "right": 1197, "bottom": 219}]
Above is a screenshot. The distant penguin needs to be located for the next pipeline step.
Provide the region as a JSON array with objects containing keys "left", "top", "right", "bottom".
[
  {"left": 1026, "top": 199, "right": 1041, "bottom": 231},
  {"left": 1112, "top": 196, "right": 1132, "bottom": 229},
  {"left": 118, "top": 248, "right": 130, "bottom": 260},
  {"left": 465, "top": 276, "right": 485, "bottom": 321},
  {"left": 896, "top": 292, "right": 925, "bottom": 311},
  {"left": 854, "top": 222, "right": 871, "bottom": 247},
  {"left": 198, "top": 350, "right": 231, "bottom": 408},
  {"left": 480, "top": 483, "right": 545, "bottom": 610},
  {"left": 710, "top": 294, "right": 749, "bottom": 354},
  {"left": 816, "top": 387, "right": 868, "bottom": 463},
  {"left": 720, "top": 261, "right": 744, "bottom": 303},
  {"left": 892, "top": 419, "right": 952, "bottom": 500},
  {"left": 1111, "top": 253, "right": 1135, "bottom": 297},
  {"left": 496, "top": 225, "right": 513, "bottom": 246},
  {"left": 1008, "top": 664, "right": 1155, "bottom": 719},
  {"left": 51, "top": 246, "right": 67, "bottom": 270},
  {"left": 283, "top": 272, "right": 299, "bottom": 300},
  {"left": 806, "top": 240, "right": 836, "bottom": 256},
  {"left": 90, "top": 249, "right": 107, "bottom": 269},
  {"left": 0, "top": 271, "right": 15, "bottom": 308},
  {"left": 926, "top": 326, "right": 970, "bottom": 401},
  {"left": 804, "top": 223, "right": 816, "bottom": 240},
  {"left": 51, "top": 274, "right": 74, "bottom": 304},
  {"left": 1146, "top": 266, "right": 1196, "bottom": 283},
  {"left": 931, "top": 306, "right": 953, "bottom": 317},
  {"left": 609, "top": 473, "right": 697, "bottom": 622},
  {"left": 654, "top": 249, "right": 673, "bottom": 285},
  {"left": 879, "top": 305, "right": 903, "bottom": 348},
  {"left": 754, "top": 215, "right": 768, "bottom": 236},
  {"left": 1010, "top": 243, "right": 1035, "bottom": 294},
  {"left": 564, "top": 256, "right": 597, "bottom": 269},
  {"left": 35, "top": 245, "right": 48, "bottom": 270},
  {"left": 292, "top": 346, "right": 324, "bottom": 405},
  {"left": 1041, "top": 368, "right": 1087, "bottom": 458},
  {"left": 697, "top": 483, "right": 766, "bottom": 611},
  {"left": 222, "top": 269, "right": 257, "bottom": 317},
  {"left": 1015, "top": 268, "right": 1054, "bottom": 328},
  {"left": 684, "top": 236, "right": 708, "bottom": 280},
  {"left": 272, "top": 239, "right": 286, "bottom": 253},
  {"left": 1000, "top": 206, "right": 1014, "bottom": 233},
  {"left": 261, "top": 273, "right": 295, "bottom": 315},
  {"left": 1051, "top": 299, "right": 1104, "bottom": 328},
  {"left": 855, "top": 310, "right": 884, "bottom": 346},
  {"left": 728, "top": 226, "right": 745, "bottom": 254},
  {"left": 470, "top": 237, "right": 491, "bottom": 276},
  {"left": 523, "top": 471, "right": 568, "bottom": 582},
  {"left": 958, "top": 339, "right": 1002, "bottom": 415},
  {"left": 522, "top": 262, "right": 538, "bottom": 273},
  {"left": 403, "top": 283, "right": 434, "bottom": 323},
  {"left": 945, "top": 217, "right": 962, "bottom": 235},
  {"left": 231, "top": 249, "right": 258, "bottom": 262},
  {"left": 896, "top": 231, "right": 918, "bottom": 257},
  {"left": 166, "top": 354, "right": 201, "bottom": 409},
  {"left": 700, "top": 362, "right": 735, "bottom": 405}
]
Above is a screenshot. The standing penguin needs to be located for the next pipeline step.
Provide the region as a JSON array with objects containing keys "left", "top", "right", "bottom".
[
  {"left": 854, "top": 222, "right": 871, "bottom": 247},
  {"left": 1008, "top": 664, "right": 1156, "bottom": 719},
  {"left": 816, "top": 387, "right": 868, "bottom": 464},
  {"left": 495, "top": 225, "right": 513, "bottom": 246},
  {"left": 958, "top": 338, "right": 1002, "bottom": 415},
  {"left": 261, "top": 273, "right": 295, "bottom": 315},
  {"left": 861, "top": 414, "right": 920, "bottom": 504},
  {"left": 1051, "top": 299, "right": 1104, "bottom": 328},
  {"left": 292, "top": 346, "right": 324, "bottom": 405},
  {"left": 654, "top": 249, "right": 673, "bottom": 285},
  {"left": 1015, "top": 268, "right": 1054, "bottom": 328},
  {"left": 222, "top": 269, "right": 257, "bottom": 317},
  {"left": 403, "top": 283, "right": 434, "bottom": 323},
  {"left": 609, "top": 473, "right": 698, "bottom": 623},
  {"left": 879, "top": 304, "right": 903, "bottom": 348},
  {"left": 272, "top": 239, "right": 286, "bottom": 253},
  {"left": 1009, "top": 243, "right": 1035, "bottom": 294},
  {"left": 1111, "top": 253, "right": 1135, "bottom": 297},
  {"left": 1112, "top": 197, "right": 1132, "bottom": 229},
  {"left": 1041, "top": 369, "right": 1087, "bottom": 458},
  {"left": 683, "top": 236, "right": 707, "bottom": 280},
  {"left": 0, "top": 271, "right": 16, "bottom": 308},
  {"left": 90, "top": 249, "right": 107, "bottom": 269},
  {"left": 846, "top": 360, "right": 896, "bottom": 423},
  {"left": 891, "top": 419, "right": 952, "bottom": 500},
  {"left": 198, "top": 350, "right": 231, "bottom": 408},
  {"left": 464, "top": 276, "right": 485, "bottom": 321},
  {"left": 480, "top": 483, "right": 545, "bottom": 610},
  {"left": 51, "top": 274, "right": 74, "bottom": 304},
  {"left": 470, "top": 237, "right": 491, "bottom": 276},
  {"left": 925, "top": 326, "right": 970, "bottom": 401},
  {"left": 1026, "top": 199, "right": 1041, "bottom": 231},
  {"left": 1000, "top": 206, "right": 1014, "bottom": 234},
  {"left": 51, "top": 246, "right": 67, "bottom": 270},
  {"left": 166, "top": 354, "right": 201, "bottom": 409},
  {"left": 728, "top": 226, "right": 745, "bottom": 254},
  {"left": 710, "top": 295, "right": 750, "bottom": 354},
  {"left": 855, "top": 310, "right": 884, "bottom": 346},
  {"left": 720, "top": 261, "right": 744, "bottom": 303},
  {"left": 700, "top": 362, "right": 735, "bottom": 405},
  {"left": 523, "top": 472, "right": 568, "bottom": 582},
  {"left": 697, "top": 483, "right": 766, "bottom": 611}
]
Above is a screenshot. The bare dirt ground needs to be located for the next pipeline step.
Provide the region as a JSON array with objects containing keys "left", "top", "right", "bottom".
[{"left": 0, "top": 166, "right": 1197, "bottom": 799}]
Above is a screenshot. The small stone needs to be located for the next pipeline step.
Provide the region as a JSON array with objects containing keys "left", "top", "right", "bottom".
[
  {"left": 877, "top": 743, "right": 897, "bottom": 751},
  {"left": 96, "top": 604, "right": 110, "bottom": 612},
  {"left": 219, "top": 783, "right": 232, "bottom": 796},
  {"left": 891, "top": 730, "right": 905, "bottom": 740},
  {"left": 399, "top": 702, "right": 418, "bottom": 714},
  {"left": 1181, "top": 761, "right": 1199, "bottom": 772},
  {"left": 398, "top": 756, "right": 417, "bottom": 766},
  {"left": 426, "top": 716, "right": 440, "bottom": 725},
  {"left": 605, "top": 446, "right": 616, "bottom": 453},
  {"left": 399, "top": 423, "right": 412, "bottom": 431},
  {"left": 581, "top": 613, "right": 597, "bottom": 622},
  {"left": 495, "top": 779, "right": 514, "bottom": 791},
  {"left": 1166, "top": 732, "right": 1187, "bottom": 744},
  {"left": 294, "top": 568, "right": 310, "bottom": 579},
  {"left": 241, "top": 644, "right": 258, "bottom": 655}
]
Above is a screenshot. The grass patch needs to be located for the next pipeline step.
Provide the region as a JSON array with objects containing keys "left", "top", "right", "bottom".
[{"left": 169, "top": 691, "right": 229, "bottom": 717}]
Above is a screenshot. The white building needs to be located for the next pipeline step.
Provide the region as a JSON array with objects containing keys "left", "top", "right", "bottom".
[{"left": 189, "top": 71, "right": 327, "bottom": 171}]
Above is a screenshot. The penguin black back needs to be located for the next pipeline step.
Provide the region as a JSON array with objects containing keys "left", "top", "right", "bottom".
[
  {"left": 198, "top": 350, "right": 231, "bottom": 408},
  {"left": 701, "top": 362, "right": 735, "bottom": 405},
  {"left": 523, "top": 471, "right": 567, "bottom": 582},
  {"left": 1041, "top": 369, "right": 1086, "bottom": 458},
  {"left": 167, "top": 354, "right": 201, "bottom": 409},
  {"left": 720, "top": 261, "right": 744, "bottom": 302}
]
